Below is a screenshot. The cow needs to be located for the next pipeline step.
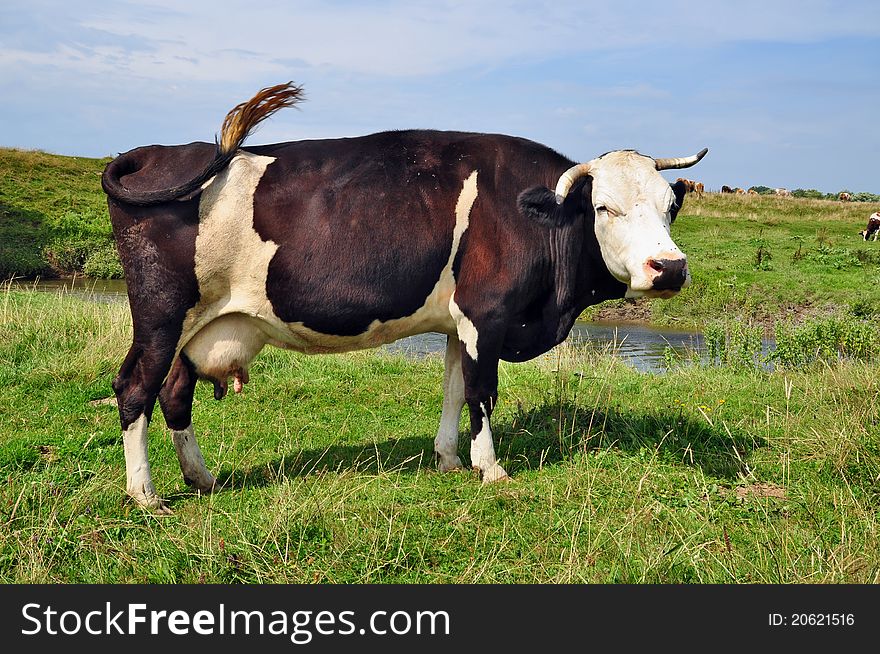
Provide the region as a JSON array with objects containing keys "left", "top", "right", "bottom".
[
  {"left": 861, "top": 212, "right": 880, "bottom": 241},
  {"left": 721, "top": 185, "right": 734, "bottom": 194},
  {"left": 839, "top": 192, "right": 852, "bottom": 202},
  {"left": 676, "top": 178, "right": 704, "bottom": 198},
  {"left": 101, "top": 82, "right": 708, "bottom": 512},
  {"left": 775, "top": 188, "right": 792, "bottom": 197},
  {"left": 676, "top": 177, "right": 696, "bottom": 193},
  {"left": 747, "top": 189, "right": 758, "bottom": 196}
]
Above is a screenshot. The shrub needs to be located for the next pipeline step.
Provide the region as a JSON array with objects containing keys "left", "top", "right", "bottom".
[
  {"left": 43, "top": 239, "right": 94, "bottom": 272},
  {"left": 792, "top": 188, "right": 827, "bottom": 200},
  {"left": 83, "top": 243, "right": 123, "bottom": 279},
  {"left": 769, "top": 316, "right": 880, "bottom": 369}
]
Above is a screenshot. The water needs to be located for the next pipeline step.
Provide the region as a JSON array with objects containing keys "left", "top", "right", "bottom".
[
  {"left": 10, "top": 277, "right": 717, "bottom": 372},
  {"left": 9, "top": 276, "right": 128, "bottom": 303},
  {"left": 384, "top": 322, "right": 709, "bottom": 372}
]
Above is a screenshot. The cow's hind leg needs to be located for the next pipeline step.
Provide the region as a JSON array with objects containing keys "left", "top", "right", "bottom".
[
  {"left": 158, "top": 355, "right": 217, "bottom": 493},
  {"left": 113, "top": 341, "right": 177, "bottom": 513},
  {"left": 434, "top": 334, "right": 465, "bottom": 472}
]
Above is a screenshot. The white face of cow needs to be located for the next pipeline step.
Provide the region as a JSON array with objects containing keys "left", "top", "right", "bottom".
[{"left": 587, "top": 151, "right": 689, "bottom": 299}]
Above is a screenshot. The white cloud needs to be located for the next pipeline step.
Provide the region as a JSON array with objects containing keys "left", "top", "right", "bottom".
[{"left": 4, "top": 0, "right": 879, "bottom": 82}]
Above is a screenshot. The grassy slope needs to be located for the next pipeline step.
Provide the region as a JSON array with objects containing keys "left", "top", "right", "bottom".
[
  {"left": 1, "top": 290, "right": 878, "bottom": 583},
  {"left": 0, "top": 148, "right": 114, "bottom": 279}
]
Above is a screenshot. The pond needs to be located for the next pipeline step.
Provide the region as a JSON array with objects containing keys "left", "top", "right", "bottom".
[{"left": 11, "top": 277, "right": 733, "bottom": 373}]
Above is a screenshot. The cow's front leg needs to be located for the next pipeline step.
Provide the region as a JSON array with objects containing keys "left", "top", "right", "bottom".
[
  {"left": 454, "top": 321, "right": 509, "bottom": 483},
  {"left": 159, "top": 355, "right": 217, "bottom": 493},
  {"left": 434, "top": 334, "right": 465, "bottom": 472}
]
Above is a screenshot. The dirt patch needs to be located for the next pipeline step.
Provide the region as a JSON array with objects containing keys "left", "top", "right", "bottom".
[
  {"left": 37, "top": 445, "right": 59, "bottom": 463},
  {"left": 736, "top": 482, "right": 786, "bottom": 499},
  {"left": 89, "top": 396, "right": 117, "bottom": 407},
  {"left": 588, "top": 299, "right": 654, "bottom": 324}
]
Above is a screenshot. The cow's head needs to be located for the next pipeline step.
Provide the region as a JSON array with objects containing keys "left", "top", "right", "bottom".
[{"left": 553, "top": 148, "right": 707, "bottom": 299}]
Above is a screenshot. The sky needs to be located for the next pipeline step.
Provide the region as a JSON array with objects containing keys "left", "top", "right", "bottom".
[{"left": 1, "top": 0, "right": 879, "bottom": 194}]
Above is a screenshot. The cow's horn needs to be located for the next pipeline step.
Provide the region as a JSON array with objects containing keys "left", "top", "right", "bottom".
[
  {"left": 654, "top": 148, "right": 709, "bottom": 171},
  {"left": 554, "top": 163, "right": 592, "bottom": 204}
]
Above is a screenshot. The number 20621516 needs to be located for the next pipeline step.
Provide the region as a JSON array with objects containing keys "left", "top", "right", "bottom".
[{"left": 769, "top": 613, "right": 854, "bottom": 627}]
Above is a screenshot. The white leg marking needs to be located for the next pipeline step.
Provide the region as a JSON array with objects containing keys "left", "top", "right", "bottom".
[
  {"left": 447, "top": 171, "right": 481, "bottom": 361},
  {"left": 470, "top": 402, "right": 509, "bottom": 483},
  {"left": 435, "top": 335, "right": 465, "bottom": 472},
  {"left": 123, "top": 414, "right": 170, "bottom": 513},
  {"left": 172, "top": 425, "right": 217, "bottom": 493},
  {"left": 449, "top": 296, "right": 479, "bottom": 361}
]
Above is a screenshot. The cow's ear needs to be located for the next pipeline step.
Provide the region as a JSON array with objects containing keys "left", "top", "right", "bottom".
[
  {"left": 670, "top": 180, "right": 687, "bottom": 223},
  {"left": 518, "top": 186, "right": 579, "bottom": 227}
]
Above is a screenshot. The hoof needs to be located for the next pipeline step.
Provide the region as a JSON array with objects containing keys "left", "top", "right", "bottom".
[
  {"left": 436, "top": 452, "right": 464, "bottom": 473},
  {"left": 183, "top": 472, "right": 218, "bottom": 494},
  {"left": 476, "top": 463, "right": 510, "bottom": 484},
  {"left": 129, "top": 491, "right": 172, "bottom": 515}
]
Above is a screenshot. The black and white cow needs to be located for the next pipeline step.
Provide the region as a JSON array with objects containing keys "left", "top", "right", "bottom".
[
  {"left": 860, "top": 212, "right": 880, "bottom": 241},
  {"left": 102, "top": 83, "right": 708, "bottom": 511}
]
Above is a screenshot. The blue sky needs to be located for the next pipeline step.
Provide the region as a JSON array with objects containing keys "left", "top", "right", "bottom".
[{"left": 2, "top": 0, "right": 878, "bottom": 194}]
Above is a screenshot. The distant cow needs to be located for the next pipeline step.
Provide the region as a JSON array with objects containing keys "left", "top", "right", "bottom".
[
  {"left": 676, "top": 177, "right": 696, "bottom": 192},
  {"left": 839, "top": 192, "right": 851, "bottom": 202},
  {"left": 861, "top": 212, "right": 880, "bottom": 241},
  {"left": 101, "top": 82, "right": 709, "bottom": 511},
  {"left": 747, "top": 189, "right": 758, "bottom": 196},
  {"left": 775, "top": 188, "right": 792, "bottom": 197},
  {"left": 735, "top": 188, "right": 745, "bottom": 195},
  {"left": 675, "top": 178, "right": 703, "bottom": 198},
  {"left": 721, "top": 185, "right": 734, "bottom": 194}
]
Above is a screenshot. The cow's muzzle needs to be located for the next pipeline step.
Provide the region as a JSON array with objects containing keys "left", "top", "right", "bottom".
[{"left": 646, "top": 257, "right": 689, "bottom": 292}]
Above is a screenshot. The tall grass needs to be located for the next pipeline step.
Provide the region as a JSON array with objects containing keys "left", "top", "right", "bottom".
[
  {"left": 2, "top": 289, "right": 879, "bottom": 583},
  {"left": 696, "top": 314, "right": 880, "bottom": 371}
]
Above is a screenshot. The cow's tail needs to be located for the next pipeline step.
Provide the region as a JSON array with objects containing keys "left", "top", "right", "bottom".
[{"left": 101, "top": 82, "right": 305, "bottom": 206}]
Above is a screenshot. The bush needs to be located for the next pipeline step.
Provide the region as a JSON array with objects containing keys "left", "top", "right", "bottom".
[
  {"left": 83, "top": 243, "right": 123, "bottom": 279},
  {"left": 769, "top": 316, "right": 880, "bottom": 369},
  {"left": 850, "top": 192, "right": 880, "bottom": 202},
  {"left": 43, "top": 239, "right": 94, "bottom": 272},
  {"left": 792, "top": 188, "right": 828, "bottom": 200}
]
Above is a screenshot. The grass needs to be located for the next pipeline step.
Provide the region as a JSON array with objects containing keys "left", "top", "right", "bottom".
[
  {"left": 0, "top": 148, "right": 117, "bottom": 279},
  {"left": 584, "top": 191, "right": 880, "bottom": 329},
  {"left": 2, "top": 288, "right": 879, "bottom": 583}
]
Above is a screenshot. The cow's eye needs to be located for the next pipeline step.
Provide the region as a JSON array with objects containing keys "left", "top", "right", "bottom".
[{"left": 596, "top": 205, "right": 608, "bottom": 214}]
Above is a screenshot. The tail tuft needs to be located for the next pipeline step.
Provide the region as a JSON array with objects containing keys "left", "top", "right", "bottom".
[
  {"left": 219, "top": 82, "right": 305, "bottom": 154},
  {"left": 103, "top": 82, "right": 305, "bottom": 206}
]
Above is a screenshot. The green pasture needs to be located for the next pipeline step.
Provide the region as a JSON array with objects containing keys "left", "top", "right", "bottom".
[{"left": 0, "top": 291, "right": 878, "bottom": 583}]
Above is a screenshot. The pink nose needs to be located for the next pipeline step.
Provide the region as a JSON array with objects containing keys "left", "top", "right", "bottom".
[{"left": 645, "top": 256, "right": 689, "bottom": 291}]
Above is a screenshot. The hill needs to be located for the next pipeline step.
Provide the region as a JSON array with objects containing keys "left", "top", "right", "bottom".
[{"left": 0, "top": 148, "right": 116, "bottom": 279}]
